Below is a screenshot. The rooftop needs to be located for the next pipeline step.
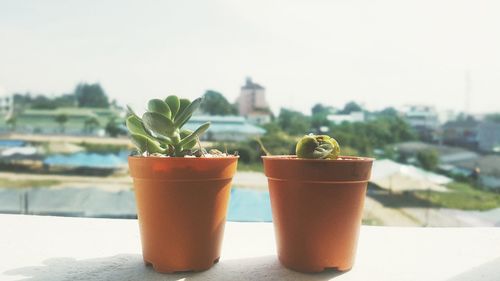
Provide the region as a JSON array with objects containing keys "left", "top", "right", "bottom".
[{"left": 241, "top": 77, "right": 265, "bottom": 90}]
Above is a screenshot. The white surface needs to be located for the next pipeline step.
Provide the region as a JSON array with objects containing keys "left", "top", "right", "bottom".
[{"left": 1, "top": 214, "right": 499, "bottom": 281}]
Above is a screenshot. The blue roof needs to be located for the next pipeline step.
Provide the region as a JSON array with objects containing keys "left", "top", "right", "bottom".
[
  {"left": 185, "top": 115, "right": 266, "bottom": 134},
  {"left": 44, "top": 152, "right": 128, "bottom": 169}
]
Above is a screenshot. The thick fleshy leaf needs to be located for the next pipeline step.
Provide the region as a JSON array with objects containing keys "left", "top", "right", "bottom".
[
  {"left": 126, "top": 105, "right": 139, "bottom": 119},
  {"left": 130, "top": 133, "right": 165, "bottom": 154},
  {"left": 176, "top": 98, "right": 190, "bottom": 121},
  {"left": 178, "top": 122, "right": 210, "bottom": 147},
  {"left": 142, "top": 112, "right": 175, "bottom": 136},
  {"left": 180, "top": 129, "right": 196, "bottom": 149},
  {"left": 165, "top": 95, "right": 180, "bottom": 119},
  {"left": 174, "top": 98, "right": 202, "bottom": 128},
  {"left": 148, "top": 99, "right": 171, "bottom": 119},
  {"left": 126, "top": 115, "right": 148, "bottom": 136}
]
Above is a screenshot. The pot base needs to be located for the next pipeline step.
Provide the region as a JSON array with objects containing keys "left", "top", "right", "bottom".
[{"left": 144, "top": 257, "right": 220, "bottom": 273}]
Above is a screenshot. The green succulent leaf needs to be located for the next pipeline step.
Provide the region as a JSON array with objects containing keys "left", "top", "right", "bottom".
[
  {"left": 130, "top": 133, "right": 166, "bottom": 154},
  {"left": 126, "top": 115, "right": 148, "bottom": 136},
  {"left": 142, "top": 112, "right": 176, "bottom": 136},
  {"left": 174, "top": 97, "right": 202, "bottom": 128},
  {"left": 148, "top": 99, "right": 171, "bottom": 119},
  {"left": 165, "top": 95, "right": 180, "bottom": 119},
  {"left": 178, "top": 122, "right": 210, "bottom": 147},
  {"left": 126, "top": 105, "right": 139, "bottom": 119},
  {"left": 180, "top": 129, "right": 196, "bottom": 150},
  {"left": 296, "top": 134, "right": 340, "bottom": 159},
  {"left": 176, "top": 98, "right": 190, "bottom": 120}
]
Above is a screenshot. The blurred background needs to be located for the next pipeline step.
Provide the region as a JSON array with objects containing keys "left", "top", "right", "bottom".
[{"left": 1, "top": 0, "right": 499, "bottom": 226}]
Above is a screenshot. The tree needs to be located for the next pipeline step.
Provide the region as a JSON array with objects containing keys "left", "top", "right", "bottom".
[
  {"left": 105, "top": 117, "right": 126, "bottom": 137},
  {"left": 54, "top": 94, "right": 77, "bottom": 108},
  {"left": 485, "top": 113, "right": 500, "bottom": 123},
  {"left": 311, "top": 103, "right": 333, "bottom": 133},
  {"left": 55, "top": 114, "right": 68, "bottom": 133},
  {"left": 200, "top": 90, "right": 237, "bottom": 115},
  {"left": 31, "top": 95, "right": 56, "bottom": 109},
  {"left": 341, "top": 101, "right": 362, "bottom": 114},
  {"left": 311, "top": 103, "right": 333, "bottom": 116},
  {"left": 277, "top": 108, "right": 311, "bottom": 136},
  {"left": 417, "top": 149, "right": 439, "bottom": 171},
  {"left": 74, "top": 83, "right": 109, "bottom": 108},
  {"left": 83, "top": 117, "right": 100, "bottom": 134},
  {"left": 378, "top": 107, "right": 399, "bottom": 118}
]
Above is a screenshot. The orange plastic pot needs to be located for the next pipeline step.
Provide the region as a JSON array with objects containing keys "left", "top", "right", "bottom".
[
  {"left": 128, "top": 156, "right": 238, "bottom": 273},
  {"left": 262, "top": 155, "right": 373, "bottom": 273}
]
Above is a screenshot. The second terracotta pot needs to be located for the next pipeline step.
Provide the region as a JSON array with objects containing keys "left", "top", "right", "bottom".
[
  {"left": 262, "top": 155, "right": 373, "bottom": 273},
  {"left": 129, "top": 156, "right": 238, "bottom": 273}
]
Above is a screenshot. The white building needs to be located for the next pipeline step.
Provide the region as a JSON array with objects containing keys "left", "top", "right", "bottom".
[
  {"left": 184, "top": 115, "right": 266, "bottom": 142},
  {"left": 236, "top": 78, "right": 272, "bottom": 125},
  {"left": 327, "top": 111, "right": 365, "bottom": 125},
  {"left": 403, "top": 105, "right": 440, "bottom": 129}
]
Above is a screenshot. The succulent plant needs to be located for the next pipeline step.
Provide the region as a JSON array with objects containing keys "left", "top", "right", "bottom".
[
  {"left": 126, "top": 96, "right": 209, "bottom": 157},
  {"left": 296, "top": 134, "right": 340, "bottom": 159}
]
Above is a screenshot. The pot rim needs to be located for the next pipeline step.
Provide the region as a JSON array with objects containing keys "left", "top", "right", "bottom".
[
  {"left": 129, "top": 155, "right": 239, "bottom": 160},
  {"left": 261, "top": 155, "right": 374, "bottom": 162}
]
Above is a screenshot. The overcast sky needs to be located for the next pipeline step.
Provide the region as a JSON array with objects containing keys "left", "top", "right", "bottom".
[{"left": 1, "top": 0, "right": 499, "bottom": 115}]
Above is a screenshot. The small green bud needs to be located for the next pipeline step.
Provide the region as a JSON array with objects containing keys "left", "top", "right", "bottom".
[{"left": 296, "top": 134, "right": 340, "bottom": 159}]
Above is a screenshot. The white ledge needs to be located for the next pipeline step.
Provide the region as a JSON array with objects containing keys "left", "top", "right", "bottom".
[{"left": 1, "top": 214, "right": 499, "bottom": 281}]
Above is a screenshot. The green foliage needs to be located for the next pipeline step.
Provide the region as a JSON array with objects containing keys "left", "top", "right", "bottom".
[
  {"left": 83, "top": 117, "right": 100, "bottom": 133},
  {"left": 105, "top": 117, "right": 125, "bottom": 137},
  {"left": 340, "top": 101, "right": 363, "bottom": 114},
  {"left": 31, "top": 95, "right": 57, "bottom": 109},
  {"left": 416, "top": 149, "right": 439, "bottom": 171},
  {"left": 311, "top": 103, "right": 333, "bottom": 116},
  {"left": 414, "top": 182, "right": 500, "bottom": 211},
  {"left": 74, "top": 83, "right": 109, "bottom": 108},
  {"left": 485, "top": 113, "right": 500, "bottom": 123},
  {"left": 200, "top": 90, "right": 238, "bottom": 115},
  {"left": 331, "top": 116, "right": 416, "bottom": 155},
  {"left": 296, "top": 134, "right": 340, "bottom": 159},
  {"left": 54, "top": 114, "right": 68, "bottom": 133},
  {"left": 277, "top": 108, "right": 311, "bottom": 135},
  {"left": 126, "top": 95, "right": 210, "bottom": 156}
]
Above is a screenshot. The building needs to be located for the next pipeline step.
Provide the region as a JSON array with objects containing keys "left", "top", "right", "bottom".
[
  {"left": 327, "top": 111, "right": 365, "bottom": 125},
  {"left": 478, "top": 122, "right": 500, "bottom": 152},
  {"left": 403, "top": 105, "right": 440, "bottom": 141},
  {"left": 236, "top": 78, "right": 272, "bottom": 125},
  {"left": 184, "top": 115, "right": 265, "bottom": 142},
  {"left": 13, "top": 107, "right": 122, "bottom": 135},
  {"left": 442, "top": 117, "right": 479, "bottom": 149}
]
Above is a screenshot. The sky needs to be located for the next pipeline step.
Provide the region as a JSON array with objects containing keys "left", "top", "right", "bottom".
[{"left": 1, "top": 0, "right": 500, "bottom": 115}]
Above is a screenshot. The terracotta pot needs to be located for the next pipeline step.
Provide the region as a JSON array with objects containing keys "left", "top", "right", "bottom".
[
  {"left": 128, "top": 156, "right": 238, "bottom": 273},
  {"left": 262, "top": 155, "right": 373, "bottom": 273}
]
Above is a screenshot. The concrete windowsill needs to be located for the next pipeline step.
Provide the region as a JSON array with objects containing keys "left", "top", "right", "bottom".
[{"left": 1, "top": 214, "right": 499, "bottom": 281}]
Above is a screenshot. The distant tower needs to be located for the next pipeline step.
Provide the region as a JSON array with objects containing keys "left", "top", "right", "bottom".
[
  {"left": 236, "top": 77, "right": 271, "bottom": 125},
  {"left": 464, "top": 70, "right": 471, "bottom": 114}
]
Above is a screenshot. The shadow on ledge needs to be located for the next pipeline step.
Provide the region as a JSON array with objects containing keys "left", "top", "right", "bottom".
[
  {"left": 446, "top": 257, "right": 500, "bottom": 281},
  {"left": 4, "top": 254, "right": 346, "bottom": 281}
]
